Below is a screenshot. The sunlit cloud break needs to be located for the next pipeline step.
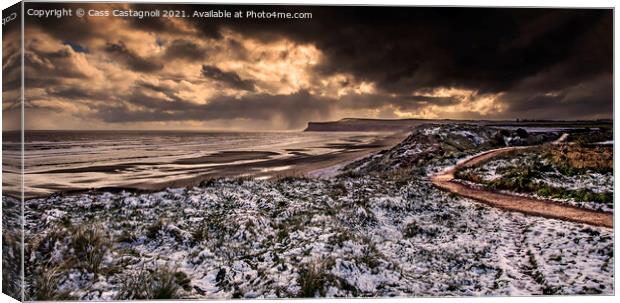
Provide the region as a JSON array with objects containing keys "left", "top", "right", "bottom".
[{"left": 7, "top": 4, "right": 612, "bottom": 130}]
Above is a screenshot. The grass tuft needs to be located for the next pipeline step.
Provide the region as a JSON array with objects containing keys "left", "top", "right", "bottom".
[
  {"left": 33, "top": 265, "right": 76, "bottom": 300},
  {"left": 297, "top": 261, "right": 330, "bottom": 298},
  {"left": 70, "top": 223, "right": 110, "bottom": 275},
  {"left": 116, "top": 265, "right": 186, "bottom": 299}
]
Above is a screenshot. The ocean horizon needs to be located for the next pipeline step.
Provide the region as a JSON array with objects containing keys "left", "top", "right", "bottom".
[{"left": 3, "top": 130, "right": 391, "bottom": 198}]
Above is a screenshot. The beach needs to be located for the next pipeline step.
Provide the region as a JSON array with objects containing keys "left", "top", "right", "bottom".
[{"left": 14, "top": 130, "right": 408, "bottom": 198}]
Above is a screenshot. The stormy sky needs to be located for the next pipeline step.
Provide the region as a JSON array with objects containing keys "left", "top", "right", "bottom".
[{"left": 5, "top": 3, "right": 613, "bottom": 130}]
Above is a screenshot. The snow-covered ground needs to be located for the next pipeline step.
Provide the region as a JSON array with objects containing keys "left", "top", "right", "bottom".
[{"left": 8, "top": 124, "right": 614, "bottom": 300}]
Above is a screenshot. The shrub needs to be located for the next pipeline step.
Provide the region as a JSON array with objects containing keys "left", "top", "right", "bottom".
[
  {"left": 536, "top": 185, "right": 612, "bottom": 205},
  {"left": 116, "top": 230, "right": 137, "bottom": 243},
  {"left": 455, "top": 171, "right": 484, "bottom": 183},
  {"left": 389, "top": 168, "right": 414, "bottom": 185},
  {"left": 146, "top": 219, "right": 165, "bottom": 239},
  {"left": 70, "top": 223, "right": 109, "bottom": 275},
  {"left": 191, "top": 224, "right": 208, "bottom": 244},
  {"left": 536, "top": 187, "right": 551, "bottom": 197},
  {"left": 2, "top": 230, "right": 22, "bottom": 300},
  {"left": 32, "top": 265, "right": 75, "bottom": 300},
  {"left": 403, "top": 221, "right": 438, "bottom": 238},
  {"left": 329, "top": 181, "right": 348, "bottom": 197},
  {"left": 276, "top": 228, "right": 289, "bottom": 243},
  {"left": 297, "top": 261, "right": 329, "bottom": 298},
  {"left": 150, "top": 268, "right": 181, "bottom": 299},
  {"left": 116, "top": 266, "right": 185, "bottom": 300},
  {"left": 359, "top": 246, "right": 381, "bottom": 269},
  {"left": 403, "top": 222, "right": 422, "bottom": 238}
]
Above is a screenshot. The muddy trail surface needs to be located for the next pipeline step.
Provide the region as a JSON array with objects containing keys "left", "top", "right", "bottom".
[{"left": 431, "top": 146, "right": 613, "bottom": 228}]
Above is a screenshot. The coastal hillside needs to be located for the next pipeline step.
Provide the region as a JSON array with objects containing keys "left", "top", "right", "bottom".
[
  {"left": 344, "top": 124, "right": 557, "bottom": 175},
  {"left": 304, "top": 118, "right": 613, "bottom": 132},
  {"left": 5, "top": 123, "right": 613, "bottom": 300},
  {"left": 304, "top": 118, "right": 446, "bottom": 132}
]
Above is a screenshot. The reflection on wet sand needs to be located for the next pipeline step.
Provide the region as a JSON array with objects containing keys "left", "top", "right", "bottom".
[{"left": 21, "top": 131, "right": 408, "bottom": 198}]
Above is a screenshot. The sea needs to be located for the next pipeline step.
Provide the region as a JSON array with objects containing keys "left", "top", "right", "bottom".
[{"left": 2, "top": 130, "right": 382, "bottom": 198}]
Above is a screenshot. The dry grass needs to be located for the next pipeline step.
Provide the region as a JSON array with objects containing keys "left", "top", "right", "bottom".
[
  {"left": 71, "top": 223, "right": 110, "bottom": 276},
  {"left": 32, "top": 264, "right": 75, "bottom": 300},
  {"left": 116, "top": 265, "right": 185, "bottom": 299},
  {"left": 550, "top": 146, "right": 612, "bottom": 172},
  {"left": 2, "top": 230, "right": 22, "bottom": 300},
  {"left": 297, "top": 261, "right": 329, "bottom": 298}
]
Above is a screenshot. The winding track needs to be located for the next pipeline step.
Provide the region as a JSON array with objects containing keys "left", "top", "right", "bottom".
[{"left": 431, "top": 145, "right": 613, "bottom": 228}]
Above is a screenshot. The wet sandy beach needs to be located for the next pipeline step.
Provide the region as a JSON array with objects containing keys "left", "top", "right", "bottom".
[{"left": 14, "top": 131, "right": 409, "bottom": 199}]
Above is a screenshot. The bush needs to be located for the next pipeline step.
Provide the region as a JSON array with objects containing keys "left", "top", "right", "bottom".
[
  {"left": 536, "top": 187, "right": 551, "bottom": 197},
  {"left": 403, "top": 222, "right": 421, "bottom": 238},
  {"left": 297, "top": 261, "right": 329, "bottom": 298},
  {"left": 359, "top": 246, "right": 381, "bottom": 269},
  {"left": 146, "top": 219, "right": 165, "bottom": 239},
  {"left": 2, "top": 231, "right": 22, "bottom": 300},
  {"left": 383, "top": 168, "right": 414, "bottom": 186},
  {"left": 70, "top": 223, "right": 109, "bottom": 275},
  {"left": 455, "top": 171, "right": 484, "bottom": 183},
  {"left": 150, "top": 268, "right": 180, "bottom": 299},
  {"left": 116, "top": 229, "right": 137, "bottom": 243},
  {"left": 32, "top": 265, "right": 75, "bottom": 300},
  {"left": 487, "top": 167, "right": 537, "bottom": 192},
  {"left": 516, "top": 128, "right": 528, "bottom": 138},
  {"left": 116, "top": 266, "right": 186, "bottom": 299},
  {"left": 329, "top": 181, "right": 348, "bottom": 197},
  {"left": 191, "top": 224, "right": 208, "bottom": 244},
  {"left": 403, "top": 221, "right": 438, "bottom": 238}
]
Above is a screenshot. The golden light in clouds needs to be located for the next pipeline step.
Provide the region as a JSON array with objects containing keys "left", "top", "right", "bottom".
[
  {"left": 19, "top": 4, "right": 606, "bottom": 130},
  {"left": 21, "top": 18, "right": 513, "bottom": 130},
  {"left": 15, "top": 3, "right": 607, "bottom": 131},
  {"left": 391, "top": 88, "right": 507, "bottom": 119},
  {"left": 217, "top": 31, "right": 323, "bottom": 95}
]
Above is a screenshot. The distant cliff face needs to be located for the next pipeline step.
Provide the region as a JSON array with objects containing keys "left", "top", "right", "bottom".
[
  {"left": 304, "top": 118, "right": 614, "bottom": 132},
  {"left": 304, "top": 119, "right": 443, "bottom": 132}
]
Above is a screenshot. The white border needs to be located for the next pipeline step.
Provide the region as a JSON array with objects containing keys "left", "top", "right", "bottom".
[{"left": 0, "top": 1, "right": 617, "bottom": 303}]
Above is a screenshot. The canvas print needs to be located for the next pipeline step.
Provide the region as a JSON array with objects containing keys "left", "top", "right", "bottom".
[{"left": 1, "top": 2, "right": 614, "bottom": 301}]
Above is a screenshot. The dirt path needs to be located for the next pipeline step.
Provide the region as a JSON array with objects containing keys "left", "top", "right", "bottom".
[{"left": 431, "top": 146, "right": 613, "bottom": 228}]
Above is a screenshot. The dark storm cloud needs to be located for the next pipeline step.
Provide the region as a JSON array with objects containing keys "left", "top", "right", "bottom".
[
  {"left": 46, "top": 86, "right": 114, "bottom": 101},
  {"left": 95, "top": 90, "right": 330, "bottom": 129},
  {"left": 145, "top": 5, "right": 610, "bottom": 120},
  {"left": 191, "top": 6, "right": 611, "bottom": 108},
  {"left": 25, "top": 4, "right": 612, "bottom": 95},
  {"left": 24, "top": 47, "right": 90, "bottom": 79},
  {"left": 337, "top": 94, "right": 461, "bottom": 111},
  {"left": 201, "top": 65, "right": 256, "bottom": 91},
  {"left": 104, "top": 42, "right": 164, "bottom": 73},
  {"left": 21, "top": 3, "right": 613, "bottom": 125},
  {"left": 499, "top": 74, "right": 613, "bottom": 120},
  {"left": 163, "top": 39, "right": 208, "bottom": 61},
  {"left": 63, "top": 41, "right": 89, "bottom": 53},
  {"left": 308, "top": 8, "right": 608, "bottom": 95},
  {"left": 25, "top": 77, "right": 64, "bottom": 89},
  {"left": 85, "top": 83, "right": 462, "bottom": 128},
  {"left": 24, "top": 5, "right": 612, "bottom": 93},
  {"left": 2, "top": 78, "right": 21, "bottom": 93},
  {"left": 2, "top": 47, "right": 21, "bottom": 92},
  {"left": 135, "top": 80, "right": 177, "bottom": 96}
]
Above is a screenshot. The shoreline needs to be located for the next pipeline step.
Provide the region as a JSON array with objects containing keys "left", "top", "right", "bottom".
[
  {"left": 17, "top": 131, "right": 409, "bottom": 200},
  {"left": 116, "top": 131, "right": 409, "bottom": 194}
]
